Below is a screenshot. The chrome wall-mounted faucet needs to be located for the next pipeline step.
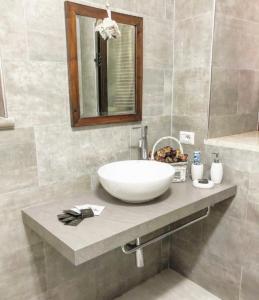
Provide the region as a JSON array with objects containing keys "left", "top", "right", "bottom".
[
  {"left": 138, "top": 125, "right": 148, "bottom": 160},
  {"left": 130, "top": 125, "right": 148, "bottom": 160}
]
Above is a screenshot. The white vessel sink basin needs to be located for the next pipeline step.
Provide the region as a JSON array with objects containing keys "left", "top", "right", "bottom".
[{"left": 98, "top": 160, "right": 175, "bottom": 203}]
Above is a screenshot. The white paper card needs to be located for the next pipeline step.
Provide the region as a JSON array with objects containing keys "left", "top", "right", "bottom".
[{"left": 75, "top": 204, "right": 105, "bottom": 216}]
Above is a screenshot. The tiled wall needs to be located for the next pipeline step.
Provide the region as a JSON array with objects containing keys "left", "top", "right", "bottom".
[
  {"left": 171, "top": 145, "right": 259, "bottom": 300},
  {"left": 0, "top": 0, "right": 174, "bottom": 299},
  {"left": 171, "top": 0, "right": 215, "bottom": 154},
  {"left": 170, "top": 1, "right": 259, "bottom": 300},
  {"left": 208, "top": 0, "right": 259, "bottom": 137}
]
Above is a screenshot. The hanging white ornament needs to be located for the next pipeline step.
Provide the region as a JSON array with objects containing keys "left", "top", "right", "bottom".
[{"left": 95, "top": 2, "right": 121, "bottom": 40}]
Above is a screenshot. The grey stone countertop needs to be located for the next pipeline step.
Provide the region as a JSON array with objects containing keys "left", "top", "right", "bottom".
[{"left": 22, "top": 180, "right": 236, "bottom": 266}]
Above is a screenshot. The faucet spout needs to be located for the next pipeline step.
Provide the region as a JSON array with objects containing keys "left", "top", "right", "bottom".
[{"left": 139, "top": 126, "right": 148, "bottom": 160}]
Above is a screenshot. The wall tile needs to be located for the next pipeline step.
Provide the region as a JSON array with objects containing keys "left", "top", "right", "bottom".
[
  {"left": 135, "top": 0, "right": 166, "bottom": 19},
  {"left": 174, "top": 13, "right": 213, "bottom": 70},
  {"left": 173, "top": 68, "right": 211, "bottom": 115},
  {"left": 143, "top": 68, "right": 164, "bottom": 97},
  {"left": 3, "top": 61, "right": 69, "bottom": 127},
  {"left": 165, "top": 0, "right": 174, "bottom": 20},
  {"left": 0, "top": 243, "right": 47, "bottom": 300},
  {"left": 109, "top": 0, "right": 136, "bottom": 12},
  {"left": 240, "top": 264, "right": 259, "bottom": 300},
  {"left": 144, "top": 18, "right": 173, "bottom": 69},
  {"left": 209, "top": 113, "right": 258, "bottom": 138},
  {"left": 25, "top": 0, "right": 65, "bottom": 34},
  {"left": 164, "top": 70, "right": 173, "bottom": 116},
  {"left": 217, "top": 0, "right": 259, "bottom": 24},
  {"left": 0, "top": 128, "right": 38, "bottom": 194},
  {"left": 172, "top": 114, "right": 208, "bottom": 152},
  {"left": 212, "top": 15, "right": 242, "bottom": 69},
  {"left": 237, "top": 70, "right": 259, "bottom": 114},
  {"left": 175, "top": 0, "right": 214, "bottom": 20},
  {"left": 27, "top": 30, "right": 66, "bottom": 62},
  {"left": 34, "top": 124, "right": 130, "bottom": 186},
  {"left": 171, "top": 239, "right": 241, "bottom": 300},
  {"left": 0, "top": 0, "right": 27, "bottom": 61},
  {"left": 210, "top": 67, "right": 238, "bottom": 116}
]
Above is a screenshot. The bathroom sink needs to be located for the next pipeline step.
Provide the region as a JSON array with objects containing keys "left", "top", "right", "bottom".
[{"left": 97, "top": 160, "right": 175, "bottom": 203}]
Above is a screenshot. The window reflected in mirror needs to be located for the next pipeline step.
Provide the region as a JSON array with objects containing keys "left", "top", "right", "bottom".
[{"left": 77, "top": 16, "right": 136, "bottom": 118}]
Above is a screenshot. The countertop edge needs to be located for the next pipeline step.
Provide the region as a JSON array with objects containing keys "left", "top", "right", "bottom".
[
  {"left": 22, "top": 184, "right": 237, "bottom": 266},
  {"left": 74, "top": 185, "right": 236, "bottom": 265},
  {"left": 22, "top": 212, "right": 77, "bottom": 265}
]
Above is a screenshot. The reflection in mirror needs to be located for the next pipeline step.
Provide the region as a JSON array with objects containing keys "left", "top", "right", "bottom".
[
  {"left": 77, "top": 16, "right": 136, "bottom": 118},
  {"left": 107, "top": 24, "right": 135, "bottom": 115},
  {"left": 65, "top": 2, "right": 143, "bottom": 127}
]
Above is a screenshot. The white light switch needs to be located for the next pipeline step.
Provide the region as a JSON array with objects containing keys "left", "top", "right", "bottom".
[{"left": 179, "top": 131, "right": 195, "bottom": 145}]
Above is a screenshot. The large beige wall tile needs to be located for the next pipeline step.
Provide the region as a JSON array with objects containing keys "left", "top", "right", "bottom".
[
  {"left": 240, "top": 264, "right": 259, "bottom": 300},
  {"left": 212, "top": 15, "right": 241, "bottom": 69},
  {"left": 34, "top": 124, "right": 130, "bottom": 186},
  {"left": 135, "top": 0, "right": 166, "bottom": 19},
  {"left": 171, "top": 237, "right": 241, "bottom": 300},
  {"left": 173, "top": 68, "right": 211, "bottom": 115},
  {"left": 144, "top": 18, "right": 173, "bottom": 69},
  {"left": 166, "top": 0, "right": 174, "bottom": 20},
  {"left": 175, "top": 0, "right": 214, "bottom": 20},
  {"left": 174, "top": 13, "right": 213, "bottom": 70},
  {"left": 210, "top": 67, "right": 238, "bottom": 115},
  {"left": 0, "top": 1, "right": 27, "bottom": 61},
  {"left": 27, "top": 30, "right": 66, "bottom": 62},
  {"left": 3, "top": 61, "right": 69, "bottom": 127},
  {"left": 0, "top": 128, "right": 38, "bottom": 193},
  {"left": 217, "top": 0, "right": 259, "bottom": 24},
  {"left": 24, "top": 0, "right": 65, "bottom": 34},
  {"left": 209, "top": 113, "right": 258, "bottom": 138}
]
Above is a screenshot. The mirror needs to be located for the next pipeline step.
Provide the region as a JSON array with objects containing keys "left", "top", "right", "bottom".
[{"left": 65, "top": 2, "right": 143, "bottom": 127}]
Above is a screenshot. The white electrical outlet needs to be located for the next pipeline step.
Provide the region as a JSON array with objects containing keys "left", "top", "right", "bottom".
[{"left": 179, "top": 131, "right": 195, "bottom": 145}]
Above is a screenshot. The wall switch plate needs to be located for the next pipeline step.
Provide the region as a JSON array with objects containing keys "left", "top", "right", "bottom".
[{"left": 179, "top": 131, "right": 195, "bottom": 145}]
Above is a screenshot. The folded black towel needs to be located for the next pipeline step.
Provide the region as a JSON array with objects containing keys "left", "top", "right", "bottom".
[{"left": 57, "top": 208, "right": 94, "bottom": 226}]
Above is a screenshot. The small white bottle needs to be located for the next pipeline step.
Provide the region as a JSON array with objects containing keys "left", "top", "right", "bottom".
[
  {"left": 191, "top": 151, "right": 204, "bottom": 181},
  {"left": 191, "top": 164, "right": 204, "bottom": 181},
  {"left": 210, "top": 153, "right": 223, "bottom": 184}
]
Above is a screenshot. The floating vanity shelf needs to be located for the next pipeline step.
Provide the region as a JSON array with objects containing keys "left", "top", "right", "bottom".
[{"left": 22, "top": 181, "right": 236, "bottom": 266}]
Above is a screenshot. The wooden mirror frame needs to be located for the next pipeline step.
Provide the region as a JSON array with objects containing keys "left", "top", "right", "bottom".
[{"left": 65, "top": 1, "right": 143, "bottom": 127}]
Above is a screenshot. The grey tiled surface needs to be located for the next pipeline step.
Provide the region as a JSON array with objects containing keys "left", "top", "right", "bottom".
[
  {"left": 0, "top": 0, "right": 174, "bottom": 299},
  {"left": 172, "top": 1, "right": 214, "bottom": 154},
  {"left": 171, "top": 144, "right": 259, "bottom": 300},
  {"left": 208, "top": 1, "right": 259, "bottom": 138},
  {"left": 1, "top": 0, "right": 259, "bottom": 299},
  {"left": 22, "top": 181, "right": 236, "bottom": 265},
  {"left": 115, "top": 269, "right": 220, "bottom": 300}
]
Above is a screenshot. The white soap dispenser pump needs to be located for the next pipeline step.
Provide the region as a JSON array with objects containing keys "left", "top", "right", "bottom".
[{"left": 210, "top": 152, "right": 223, "bottom": 184}]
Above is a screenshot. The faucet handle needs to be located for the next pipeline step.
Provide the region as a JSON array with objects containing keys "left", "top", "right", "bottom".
[{"left": 142, "top": 125, "right": 148, "bottom": 138}]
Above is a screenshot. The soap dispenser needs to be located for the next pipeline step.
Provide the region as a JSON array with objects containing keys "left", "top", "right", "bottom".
[{"left": 210, "top": 153, "right": 223, "bottom": 184}]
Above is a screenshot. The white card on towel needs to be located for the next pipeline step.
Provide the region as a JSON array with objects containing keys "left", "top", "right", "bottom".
[{"left": 74, "top": 204, "right": 105, "bottom": 216}]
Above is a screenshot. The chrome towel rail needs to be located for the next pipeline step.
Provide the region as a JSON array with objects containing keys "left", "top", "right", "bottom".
[{"left": 121, "top": 206, "right": 210, "bottom": 255}]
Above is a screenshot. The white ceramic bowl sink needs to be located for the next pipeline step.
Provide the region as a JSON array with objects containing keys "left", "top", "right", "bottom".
[{"left": 98, "top": 160, "right": 175, "bottom": 203}]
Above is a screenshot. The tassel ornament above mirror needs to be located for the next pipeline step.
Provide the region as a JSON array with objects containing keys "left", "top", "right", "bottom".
[{"left": 95, "top": 1, "right": 121, "bottom": 40}]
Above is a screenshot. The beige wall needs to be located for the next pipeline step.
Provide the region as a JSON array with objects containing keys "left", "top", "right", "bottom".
[
  {"left": 0, "top": 0, "right": 174, "bottom": 299},
  {"left": 208, "top": 0, "right": 259, "bottom": 137}
]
